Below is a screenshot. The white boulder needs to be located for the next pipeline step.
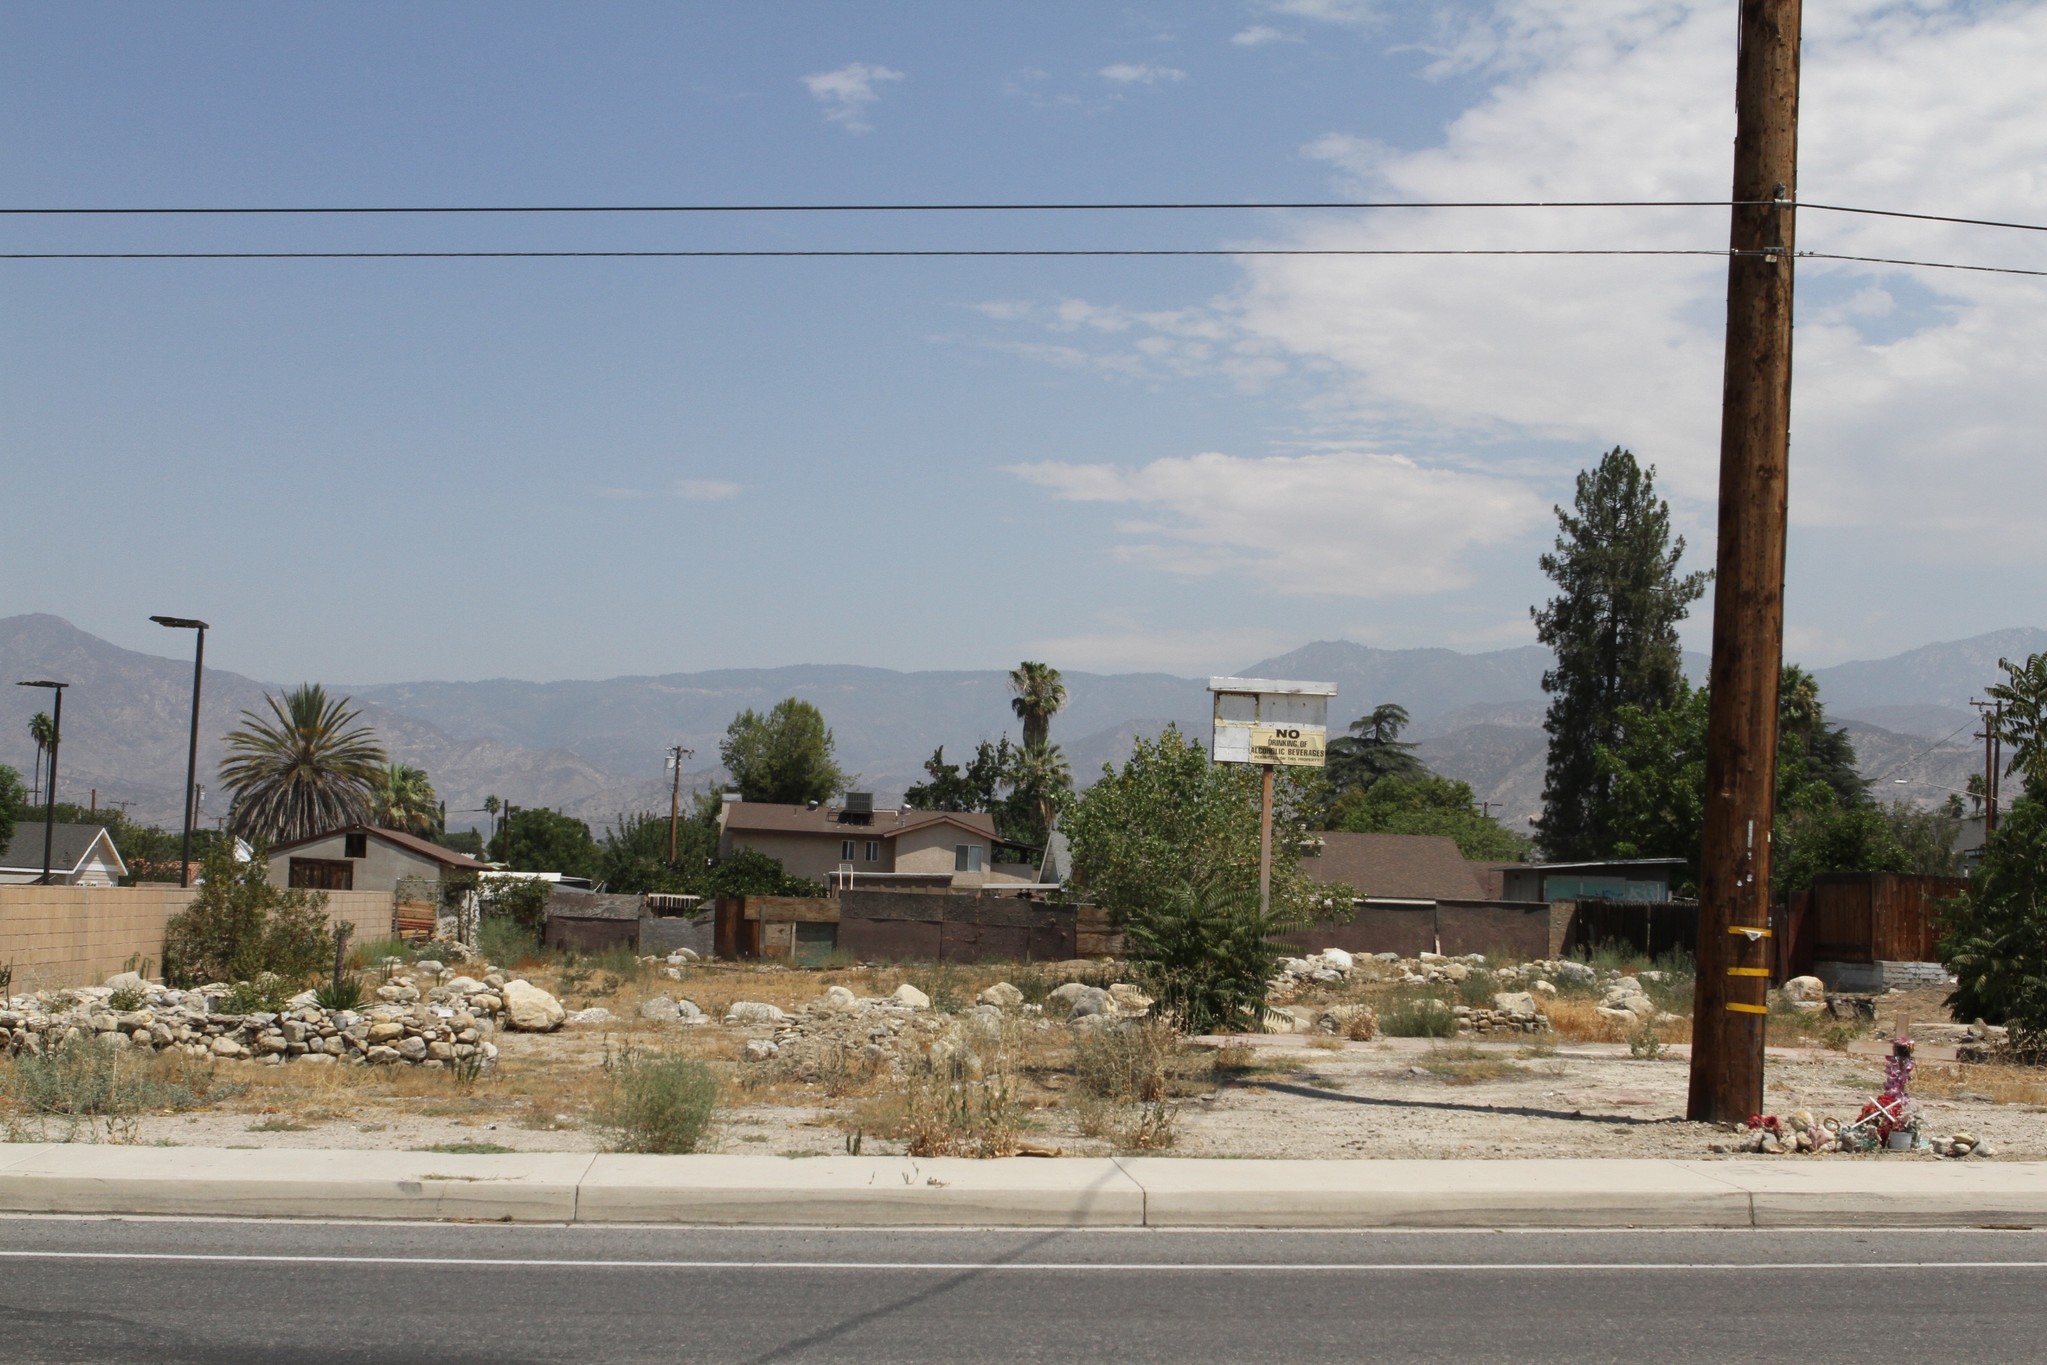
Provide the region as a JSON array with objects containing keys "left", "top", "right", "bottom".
[
  {"left": 891, "top": 983, "right": 932, "bottom": 1010},
  {"left": 500, "top": 980, "right": 566, "bottom": 1032},
  {"left": 978, "top": 982, "right": 1024, "bottom": 1010}
]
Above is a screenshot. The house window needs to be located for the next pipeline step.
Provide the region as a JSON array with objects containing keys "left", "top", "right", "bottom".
[
  {"left": 841, "top": 839, "right": 857, "bottom": 861},
  {"left": 343, "top": 832, "right": 368, "bottom": 859},
  {"left": 864, "top": 840, "right": 881, "bottom": 862},
  {"left": 954, "top": 844, "right": 984, "bottom": 873}
]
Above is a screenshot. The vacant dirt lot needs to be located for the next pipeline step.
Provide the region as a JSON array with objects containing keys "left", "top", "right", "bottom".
[{"left": 7, "top": 957, "right": 2043, "bottom": 1160}]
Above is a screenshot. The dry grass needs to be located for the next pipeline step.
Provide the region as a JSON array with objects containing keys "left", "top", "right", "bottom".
[
  {"left": 1913, "top": 1061, "right": 2047, "bottom": 1107},
  {"left": 1415, "top": 1044, "right": 1528, "bottom": 1086},
  {"left": 1540, "top": 997, "right": 1627, "bottom": 1043}
]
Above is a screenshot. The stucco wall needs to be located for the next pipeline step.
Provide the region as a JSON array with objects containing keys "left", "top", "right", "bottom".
[
  {"left": 0, "top": 884, "right": 394, "bottom": 993},
  {"left": 264, "top": 833, "right": 457, "bottom": 893},
  {"left": 723, "top": 829, "right": 889, "bottom": 884}
]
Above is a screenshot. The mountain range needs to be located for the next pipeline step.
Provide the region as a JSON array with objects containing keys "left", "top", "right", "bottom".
[{"left": 1, "top": 613, "right": 2034, "bottom": 836}]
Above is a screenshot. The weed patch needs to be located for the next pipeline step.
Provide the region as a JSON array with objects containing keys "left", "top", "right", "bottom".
[{"left": 592, "top": 1045, "right": 719, "bottom": 1154}]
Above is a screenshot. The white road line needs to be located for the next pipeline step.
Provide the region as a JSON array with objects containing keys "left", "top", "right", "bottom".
[{"left": 1, "top": 1252, "right": 2045, "bottom": 1271}]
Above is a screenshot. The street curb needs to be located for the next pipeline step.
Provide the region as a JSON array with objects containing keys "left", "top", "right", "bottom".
[{"left": 0, "top": 1148, "right": 2038, "bottom": 1228}]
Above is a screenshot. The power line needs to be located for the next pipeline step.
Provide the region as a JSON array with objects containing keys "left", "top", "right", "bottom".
[
  {"left": 4, "top": 198, "right": 2044, "bottom": 235},
  {"left": 1798, "top": 250, "right": 2047, "bottom": 279},
  {"left": 0, "top": 246, "right": 1753, "bottom": 260},
  {"left": 0, "top": 198, "right": 1770, "bottom": 216}
]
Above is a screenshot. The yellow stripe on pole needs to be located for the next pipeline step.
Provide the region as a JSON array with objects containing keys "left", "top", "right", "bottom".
[
  {"left": 1727, "top": 967, "right": 1771, "bottom": 977},
  {"left": 1725, "top": 1002, "right": 1769, "bottom": 1015},
  {"left": 1727, "top": 925, "right": 1773, "bottom": 938}
]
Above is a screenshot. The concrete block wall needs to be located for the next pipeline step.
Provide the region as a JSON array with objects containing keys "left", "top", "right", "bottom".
[{"left": 0, "top": 885, "right": 393, "bottom": 993}]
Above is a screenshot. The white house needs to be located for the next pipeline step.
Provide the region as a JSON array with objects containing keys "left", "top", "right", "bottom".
[{"left": 0, "top": 822, "right": 128, "bottom": 886}]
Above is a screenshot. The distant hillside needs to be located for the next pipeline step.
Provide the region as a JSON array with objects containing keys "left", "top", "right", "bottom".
[{"left": 2, "top": 613, "right": 2033, "bottom": 838}]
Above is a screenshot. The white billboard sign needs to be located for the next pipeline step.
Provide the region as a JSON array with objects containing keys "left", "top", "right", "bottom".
[{"left": 1208, "top": 676, "right": 1336, "bottom": 768}]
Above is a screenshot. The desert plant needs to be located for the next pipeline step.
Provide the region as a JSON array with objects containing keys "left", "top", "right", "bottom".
[
  {"left": 477, "top": 916, "right": 538, "bottom": 967},
  {"left": 1073, "top": 1018, "right": 1180, "bottom": 1104},
  {"left": 5, "top": 1036, "right": 222, "bottom": 1117},
  {"left": 898, "top": 1052, "right": 1022, "bottom": 1159},
  {"left": 222, "top": 973, "right": 294, "bottom": 1015},
  {"left": 1626, "top": 1017, "right": 1666, "bottom": 1059},
  {"left": 106, "top": 984, "right": 147, "bottom": 1012},
  {"left": 1456, "top": 967, "right": 1501, "bottom": 1009},
  {"left": 592, "top": 1044, "right": 719, "bottom": 1154},
  {"left": 1125, "top": 880, "right": 1289, "bottom": 1035},
  {"left": 314, "top": 975, "right": 364, "bottom": 1011}
]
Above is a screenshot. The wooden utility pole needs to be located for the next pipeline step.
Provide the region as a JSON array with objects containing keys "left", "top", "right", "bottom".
[
  {"left": 1257, "top": 765, "right": 1276, "bottom": 917},
  {"left": 667, "top": 745, "right": 693, "bottom": 863},
  {"left": 1972, "top": 701, "right": 2002, "bottom": 837},
  {"left": 1687, "top": 0, "right": 1802, "bottom": 1125}
]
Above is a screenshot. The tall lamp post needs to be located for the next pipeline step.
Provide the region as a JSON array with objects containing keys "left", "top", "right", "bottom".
[
  {"left": 150, "top": 616, "right": 208, "bottom": 889},
  {"left": 14, "top": 680, "right": 69, "bottom": 884}
]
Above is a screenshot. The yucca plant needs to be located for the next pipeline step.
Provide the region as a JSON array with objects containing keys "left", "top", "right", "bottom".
[{"left": 220, "top": 684, "right": 385, "bottom": 842}]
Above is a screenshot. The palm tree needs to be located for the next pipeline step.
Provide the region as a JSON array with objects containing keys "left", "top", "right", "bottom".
[
  {"left": 1004, "top": 742, "right": 1072, "bottom": 846},
  {"left": 1009, "top": 661, "right": 1068, "bottom": 751},
  {"left": 219, "top": 684, "right": 386, "bottom": 843},
  {"left": 371, "top": 762, "right": 440, "bottom": 835},
  {"left": 26, "top": 711, "right": 52, "bottom": 804}
]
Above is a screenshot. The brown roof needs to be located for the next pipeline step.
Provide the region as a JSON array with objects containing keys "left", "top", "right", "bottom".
[
  {"left": 267, "top": 825, "right": 491, "bottom": 873},
  {"left": 1300, "top": 832, "right": 1487, "bottom": 902},
  {"left": 721, "top": 802, "right": 999, "bottom": 842}
]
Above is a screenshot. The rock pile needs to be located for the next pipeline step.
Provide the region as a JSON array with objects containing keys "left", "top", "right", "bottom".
[
  {"left": 0, "top": 966, "right": 569, "bottom": 1068},
  {"left": 1265, "top": 949, "right": 1551, "bottom": 1036}
]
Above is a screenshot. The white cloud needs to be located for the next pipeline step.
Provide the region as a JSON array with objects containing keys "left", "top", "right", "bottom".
[
  {"left": 990, "top": 1, "right": 2047, "bottom": 572},
  {"left": 1008, "top": 450, "right": 1545, "bottom": 597},
  {"left": 1260, "top": 0, "right": 1379, "bottom": 29},
  {"left": 1231, "top": 25, "right": 1295, "bottom": 47},
  {"left": 1024, "top": 624, "right": 1294, "bottom": 673},
  {"left": 801, "top": 62, "right": 905, "bottom": 133},
  {"left": 1099, "top": 63, "right": 1187, "bottom": 85},
  {"left": 672, "top": 479, "right": 742, "bottom": 501}
]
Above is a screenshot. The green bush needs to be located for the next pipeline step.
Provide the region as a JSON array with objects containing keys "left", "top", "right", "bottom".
[
  {"left": 1942, "top": 795, "right": 2047, "bottom": 1055},
  {"left": 478, "top": 917, "right": 538, "bottom": 967},
  {"left": 7, "top": 1036, "right": 222, "bottom": 1116},
  {"left": 1380, "top": 992, "right": 1458, "bottom": 1038},
  {"left": 222, "top": 974, "right": 294, "bottom": 1015},
  {"left": 478, "top": 877, "right": 553, "bottom": 937},
  {"left": 1456, "top": 967, "right": 1500, "bottom": 1008},
  {"left": 106, "top": 984, "right": 146, "bottom": 1012},
  {"left": 1126, "top": 881, "right": 1286, "bottom": 1035},
  {"left": 314, "top": 975, "right": 365, "bottom": 1011},
  {"left": 593, "top": 1046, "right": 720, "bottom": 1153},
  {"left": 162, "top": 844, "right": 334, "bottom": 987}
]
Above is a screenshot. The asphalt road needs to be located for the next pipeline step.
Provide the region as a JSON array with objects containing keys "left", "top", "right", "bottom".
[{"left": 2, "top": 1218, "right": 2045, "bottom": 1363}]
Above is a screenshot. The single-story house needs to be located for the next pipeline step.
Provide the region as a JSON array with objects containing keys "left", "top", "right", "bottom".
[
  {"left": 265, "top": 825, "right": 491, "bottom": 893},
  {"left": 1488, "top": 857, "right": 1688, "bottom": 904},
  {"left": 0, "top": 822, "right": 128, "bottom": 886},
  {"left": 717, "top": 795, "right": 1038, "bottom": 890}
]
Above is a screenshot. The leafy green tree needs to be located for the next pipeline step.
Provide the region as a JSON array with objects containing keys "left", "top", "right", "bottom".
[
  {"left": 0, "top": 764, "right": 22, "bottom": 850},
  {"left": 161, "top": 842, "right": 335, "bottom": 986},
  {"left": 1941, "top": 794, "right": 2047, "bottom": 1054},
  {"left": 904, "top": 741, "right": 1012, "bottom": 813},
  {"left": 719, "top": 698, "right": 845, "bottom": 805},
  {"left": 1062, "top": 725, "right": 1336, "bottom": 929},
  {"left": 1990, "top": 653, "right": 2047, "bottom": 796},
  {"left": 489, "top": 807, "right": 601, "bottom": 880},
  {"left": 599, "top": 805, "right": 720, "bottom": 894},
  {"left": 434, "top": 828, "right": 486, "bottom": 857},
  {"left": 1777, "top": 665, "right": 1866, "bottom": 808},
  {"left": 1323, "top": 703, "right": 1426, "bottom": 796},
  {"left": 705, "top": 847, "right": 823, "bottom": 898},
  {"left": 220, "top": 684, "right": 386, "bottom": 843},
  {"left": 1009, "top": 662, "right": 1068, "bottom": 751},
  {"left": 1531, "top": 448, "right": 1709, "bottom": 860},
  {"left": 370, "top": 762, "right": 440, "bottom": 835},
  {"left": 1326, "top": 774, "right": 1531, "bottom": 861}
]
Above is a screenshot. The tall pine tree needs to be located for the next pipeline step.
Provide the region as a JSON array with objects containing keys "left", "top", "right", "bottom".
[{"left": 1532, "top": 448, "right": 1708, "bottom": 860}]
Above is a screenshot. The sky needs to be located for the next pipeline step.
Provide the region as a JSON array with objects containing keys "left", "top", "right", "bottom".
[{"left": 5, "top": 1, "right": 2046, "bottom": 685}]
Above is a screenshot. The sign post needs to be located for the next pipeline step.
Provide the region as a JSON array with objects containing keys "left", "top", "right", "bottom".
[{"left": 1208, "top": 677, "right": 1335, "bottom": 915}]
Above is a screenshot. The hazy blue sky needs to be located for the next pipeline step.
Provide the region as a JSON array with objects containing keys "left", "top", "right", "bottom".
[{"left": 7, "top": 2, "right": 2046, "bottom": 684}]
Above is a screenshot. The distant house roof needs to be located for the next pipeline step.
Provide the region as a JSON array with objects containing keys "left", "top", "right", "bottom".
[
  {"left": 1301, "top": 832, "right": 1487, "bottom": 902},
  {"left": 265, "top": 825, "right": 491, "bottom": 874},
  {"left": 722, "top": 802, "right": 1001, "bottom": 843},
  {"left": 0, "top": 822, "right": 126, "bottom": 878},
  {"left": 1504, "top": 858, "right": 1687, "bottom": 873}
]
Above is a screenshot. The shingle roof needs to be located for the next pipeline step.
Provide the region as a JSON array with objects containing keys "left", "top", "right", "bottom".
[
  {"left": 265, "top": 825, "right": 491, "bottom": 872},
  {"left": 0, "top": 822, "right": 119, "bottom": 875},
  {"left": 1300, "top": 832, "right": 1487, "bottom": 902},
  {"left": 721, "top": 802, "right": 999, "bottom": 841}
]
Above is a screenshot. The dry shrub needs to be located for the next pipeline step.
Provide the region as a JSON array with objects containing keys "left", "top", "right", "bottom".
[
  {"left": 1914, "top": 1063, "right": 2047, "bottom": 1107},
  {"left": 1073, "top": 1019, "right": 1181, "bottom": 1104},
  {"left": 592, "top": 1044, "right": 719, "bottom": 1153},
  {"left": 1306, "top": 1036, "right": 1345, "bottom": 1051},
  {"left": 1540, "top": 997, "right": 1626, "bottom": 1043}
]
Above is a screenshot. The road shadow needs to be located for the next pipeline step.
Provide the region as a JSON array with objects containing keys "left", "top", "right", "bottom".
[{"left": 1241, "top": 1079, "right": 1682, "bottom": 1127}]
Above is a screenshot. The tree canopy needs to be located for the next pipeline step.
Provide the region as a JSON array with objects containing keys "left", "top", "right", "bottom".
[
  {"left": 1532, "top": 448, "right": 1708, "bottom": 860},
  {"left": 598, "top": 801, "right": 721, "bottom": 895},
  {"left": 1942, "top": 794, "right": 2047, "bottom": 1055},
  {"left": 1326, "top": 774, "right": 1532, "bottom": 861},
  {"left": 0, "top": 764, "right": 22, "bottom": 851},
  {"left": 488, "top": 806, "right": 601, "bottom": 881},
  {"left": 903, "top": 737, "right": 1070, "bottom": 849},
  {"left": 1990, "top": 652, "right": 2047, "bottom": 797},
  {"left": 719, "top": 698, "right": 845, "bottom": 805},
  {"left": 1323, "top": 703, "right": 1426, "bottom": 796},
  {"left": 1009, "top": 662, "right": 1067, "bottom": 751},
  {"left": 370, "top": 762, "right": 440, "bottom": 836},
  {"left": 220, "top": 684, "right": 387, "bottom": 843}
]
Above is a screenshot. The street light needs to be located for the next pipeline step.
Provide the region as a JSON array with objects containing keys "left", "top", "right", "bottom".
[
  {"left": 14, "top": 680, "right": 68, "bottom": 884},
  {"left": 150, "top": 616, "right": 208, "bottom": 888}
]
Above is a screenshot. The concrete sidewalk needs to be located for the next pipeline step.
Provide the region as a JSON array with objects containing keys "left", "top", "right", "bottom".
[{"left": 2, "top": 1146, "right": 2045, "bottom": 1228}]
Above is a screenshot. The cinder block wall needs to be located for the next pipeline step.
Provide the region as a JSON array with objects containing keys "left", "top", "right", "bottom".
[{"left": 0, "top": 885, "right": 393, "bottom": 993}]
